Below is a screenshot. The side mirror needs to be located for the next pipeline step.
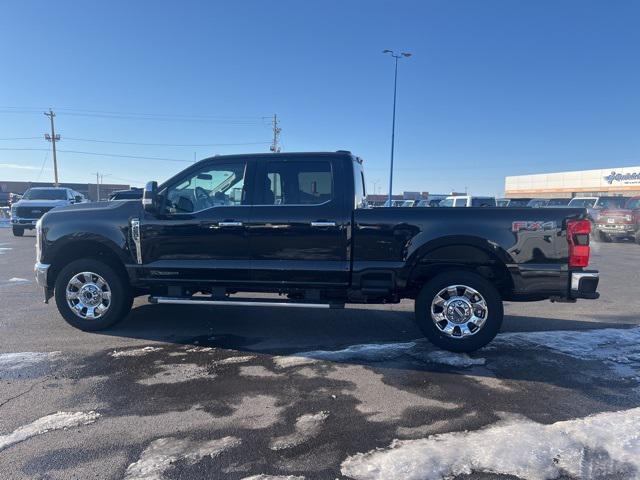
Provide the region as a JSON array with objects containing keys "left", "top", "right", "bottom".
[
  {"left": 74, "top": 195, "right": 82, "bottom": 203},
  {"left": 142, "top": 181, "right": 158, "bottom": 213}
]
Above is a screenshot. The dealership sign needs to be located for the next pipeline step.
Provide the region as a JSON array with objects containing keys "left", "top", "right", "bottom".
[{"left": 604, "top": 170, "right": 640, "bottom": 185}]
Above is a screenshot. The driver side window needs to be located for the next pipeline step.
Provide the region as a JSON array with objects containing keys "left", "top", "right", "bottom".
[{"left": 164, "top": 161, "right": 247, "bottom": 214}]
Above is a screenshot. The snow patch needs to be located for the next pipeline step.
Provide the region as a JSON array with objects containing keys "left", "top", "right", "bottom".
[
  {"left": 273, "top": 356, "right": 318, "bottom": 369},
  {"left": 138, "top": 363, "right": 212, "bottom": 385},
  {"left": 0, "top": 351, "right": 61, "bottom": 379},
  {"left": 341, "top": 407, "right": 640, "bottom": 480},
  {"left": 270, "top": 411, "right": 329, "bottom": 450},
  {"left": 8, "top": 277, "right": 30, "bottom": 283},
  {"left": 213, "top": 355, "right": 255, "bottom": 366},
  {"left": 185, "top": 346, "right": 215, "bottom": 352},
  {"left": 0, "top": 246, "right": 11, "bottom": 254},
  {"left": 0, "top": 411, "right": 100, "bottom": 452},
  {"left": 496, "top": 327, "right": 640, "bottom": 379},
  {"left": 124, "top": 435, "right": 240, "bottom": 480},
  {"left": 111, "top": 346, "right": 163, "bottom": 358}
]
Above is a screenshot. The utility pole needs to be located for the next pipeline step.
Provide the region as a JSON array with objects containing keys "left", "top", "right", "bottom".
[
  {"left": 382, "top": 50, "right": 412, "bottom": 206},
  {"left": 270, "top": 114, "right": 281, "bottom": 153},
  {"left": 44, "top": 109, "right": 60, "bottom": 186},
  {"left": 92, "top": 172, "right": 111, "bottom": 201}
]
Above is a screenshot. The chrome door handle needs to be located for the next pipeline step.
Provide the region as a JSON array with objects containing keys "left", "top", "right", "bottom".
[
  {"left": 218, "top": 221, "right": 243, "bottom": 227},
  {"left": 311, "top": 221, "right": 336, "bottom": 227}
]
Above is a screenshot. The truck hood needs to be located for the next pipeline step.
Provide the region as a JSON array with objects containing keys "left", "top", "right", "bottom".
[{"left": 13, "top": 199, "right": 69, "bottom": 208}]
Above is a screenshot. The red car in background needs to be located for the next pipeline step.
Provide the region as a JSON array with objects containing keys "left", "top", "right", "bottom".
[{"left": 593, "top": 196, "right": 640, "bottom": 243}]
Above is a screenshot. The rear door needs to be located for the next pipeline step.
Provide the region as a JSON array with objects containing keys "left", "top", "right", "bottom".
[{"left": 248, "top": 156, "right": 349, "bottom": 286}]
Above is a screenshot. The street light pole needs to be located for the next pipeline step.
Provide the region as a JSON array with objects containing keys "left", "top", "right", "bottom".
[{"left": 382, "top": 50, "right": 411, "bottom": 206}]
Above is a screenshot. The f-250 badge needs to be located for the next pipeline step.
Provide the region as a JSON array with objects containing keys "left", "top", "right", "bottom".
[{"left": 512, "top": 220, "right": 557, "bottom": 232}]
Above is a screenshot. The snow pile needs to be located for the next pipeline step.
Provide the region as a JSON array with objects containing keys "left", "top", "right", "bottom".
[
  {"left": 270, "top": 411, "right": 329, "bottom": 450},
  {"left": 410, "top": 349, "right": 486, "bottom": 368},
  {"left": 341, "top": 407, "right": 640, "bottom": 480},
  {"left": 8, "top": 277, "right": 30, "bottom": 284},
  {"left": 298, "top": 342, "right": 417, "bottom": 362},
  {"left": 111, "top": 346, "right": 163, "bottom": 358},
  {"left": 0, "top": 246, "right": 11, "bottom": 254},
  {"left": 185, "top": 346, "right": 215, "bottom": 353},
  {"left": 125, "top": 436, "right": 240, "bottom": 479},
  {"left": 278, "top": 340, "right": 484, "bottom": 369},
  {"left": 496, "top": 327, "right": 640, "bottom": 379},
  {"left": 0, "top": 411, "right": 100, "bottom": 452},
  {"left": 0, "top": 351, "right": 61, "bottom": 379}
]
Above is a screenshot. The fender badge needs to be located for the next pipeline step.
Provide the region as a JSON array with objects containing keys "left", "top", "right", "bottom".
[{"left": 512, "top": 221, "right": 557, "bottom": 232}]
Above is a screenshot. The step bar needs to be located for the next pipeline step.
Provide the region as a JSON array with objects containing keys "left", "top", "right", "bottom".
[{"left": 149, "top": 296, "right": 344, "bottom": 309}]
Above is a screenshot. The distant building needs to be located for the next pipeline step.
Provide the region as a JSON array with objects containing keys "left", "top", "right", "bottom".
[
  {"left": 0, "top": 181, "right": 130, "bottom": 202},
  {"left": 505, "top": 165, "right": 640, "bottom": 198}
]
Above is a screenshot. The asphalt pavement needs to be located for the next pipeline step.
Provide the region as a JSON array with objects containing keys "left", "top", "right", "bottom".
[{"left": 0, "top": 227, "right": 639, "bottom": 479}]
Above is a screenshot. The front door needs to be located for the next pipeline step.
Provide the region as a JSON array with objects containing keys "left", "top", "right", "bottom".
[
  {"left": 248, "top": 157, "right": 349, "bottom": 286},
  {"left": 140, "top": 158, "right": 253, "bottom": 285}
]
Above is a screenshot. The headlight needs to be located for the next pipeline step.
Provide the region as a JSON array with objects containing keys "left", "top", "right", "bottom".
[
  {"left": 624, "top": 214, "right": 633, "bottom": 222},
  {"left": 10, "top": 205, "right": 17, "bottom": 218},
  {"left": 35, "top": 218, "right": 43, "bottom": 262}
]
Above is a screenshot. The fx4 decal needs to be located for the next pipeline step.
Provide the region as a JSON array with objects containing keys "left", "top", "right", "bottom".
[{"left": 512, "top": 220, "right": 557, "bottom": 232}]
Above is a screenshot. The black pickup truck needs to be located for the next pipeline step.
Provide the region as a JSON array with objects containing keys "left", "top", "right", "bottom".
[{"left": 34, "top": 151, "right": 599, "bottom": 352}]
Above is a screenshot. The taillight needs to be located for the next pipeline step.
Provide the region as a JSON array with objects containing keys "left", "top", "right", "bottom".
[{"left": 567, "top": 219, "right": 591, "bottom": 267}]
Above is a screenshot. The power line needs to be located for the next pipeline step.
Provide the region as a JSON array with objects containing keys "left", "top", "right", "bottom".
[
  {"left": 0, "top": 147, "right": 193, "bottom": 163},
  {"left": 63, "top": 137, "right": 271, "bottom": 147},
  {"left": 0, "top": 137, "right": 42, "bottom": 141}
]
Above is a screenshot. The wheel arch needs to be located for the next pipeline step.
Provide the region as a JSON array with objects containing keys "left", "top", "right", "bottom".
[
  {"left": 405, "top": 237, "right": 514, "bottom": 298},
  {"left": 48, "top": 239, "right": 129, "bottom": 288}
]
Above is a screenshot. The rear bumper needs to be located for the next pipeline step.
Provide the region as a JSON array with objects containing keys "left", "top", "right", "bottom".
[{"left": 569, "top": 270, "right": 599, "bottom": 299}]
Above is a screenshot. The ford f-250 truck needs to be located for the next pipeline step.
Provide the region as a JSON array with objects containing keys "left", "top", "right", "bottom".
[{"left": 34, "top": 151, "right": 599, "bottom": 352}]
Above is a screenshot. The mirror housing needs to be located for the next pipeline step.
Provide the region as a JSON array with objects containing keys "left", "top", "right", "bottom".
[
  {"left": 74, "top": 195, "right": 83, "bottom": 203},
  {"left": 142, "top": 181, "right": 158, "bottom": 213}
]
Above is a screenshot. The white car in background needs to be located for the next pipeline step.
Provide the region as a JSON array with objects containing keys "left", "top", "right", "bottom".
[
  {"left": 440, "top": 195, "right": 497, "bottom": 207},
  {"left": 10, "top": 187, "right": 87, "bottom": 236}
]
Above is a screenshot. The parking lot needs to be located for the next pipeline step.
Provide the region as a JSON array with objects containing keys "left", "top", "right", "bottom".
[{"left": 0, "top": 227, "right": 639, "bottom": 479}]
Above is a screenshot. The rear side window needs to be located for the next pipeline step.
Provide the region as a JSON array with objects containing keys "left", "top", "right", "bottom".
[
  {"left": 454, "top": 198, "right": 466, "bottom": 207},
  {"left": 262, "top": 161, "right": 333, "bottom": 205},
  {"left": 626, "top": 198, "right": 640, "bottom": 209}
]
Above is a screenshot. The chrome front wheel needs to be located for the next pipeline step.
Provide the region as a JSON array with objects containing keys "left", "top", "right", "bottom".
[
  {"left": 66, "top": 271, "right": 112, "bottom": 320},
  {"left": 430, "top": 284, "right": 489, "bottom": 338}
]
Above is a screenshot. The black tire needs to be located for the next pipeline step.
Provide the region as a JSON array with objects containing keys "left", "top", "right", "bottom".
[
  {"left": 12, "top": 226, "right": 24, "bottom": 237},
  {"left": 54, "top": 258, "right": 132, "bottom": 331},
  {"left": 636, "top": 233, "right": 640, "bottom": 245},
  {"left": 415, "top": 270, "right": 503, "bottom": 353}
]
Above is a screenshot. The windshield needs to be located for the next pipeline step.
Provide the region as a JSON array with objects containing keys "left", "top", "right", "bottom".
[
  {"left": 471, "top": 197, "right": 496, "bottom": 207},
  {"left": 22, "top": 189, "right": 67, "bottom": 200},
  {"left": 546, "top": 198, "right": 570, "bottom": 206},
  {"left": 568, "top": 198, "right": 596, "bottom": 208},
  {"left": 597, "top": 197, "right": 627, "bottom": 209}
]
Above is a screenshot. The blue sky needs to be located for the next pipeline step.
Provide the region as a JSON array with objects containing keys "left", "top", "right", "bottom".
[{"left": 1, "top": 0, "right": 639, "bottom": 196}]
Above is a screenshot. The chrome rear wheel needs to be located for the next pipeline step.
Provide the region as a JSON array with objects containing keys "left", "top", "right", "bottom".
[{"left": 430, "top": 284, "right": 488, "bottom": 339}]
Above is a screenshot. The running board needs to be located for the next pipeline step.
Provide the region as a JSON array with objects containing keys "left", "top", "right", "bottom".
[{"left": 149, "top": 296, "right": 343, "bottom": 309}]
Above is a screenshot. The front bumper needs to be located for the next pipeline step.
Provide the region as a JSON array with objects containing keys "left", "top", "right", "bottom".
[
  {"left": 34, "top": 262, "right": 53, "bottom": 303},
  {"left": 11, "top": 217, "right": 38, "bottom": 228},
  {"left": 570, "top": 270, "right": 599, "bottom": 299},
  {"left": 595, "top": 224, "right": 636, "bottom": 237}
]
